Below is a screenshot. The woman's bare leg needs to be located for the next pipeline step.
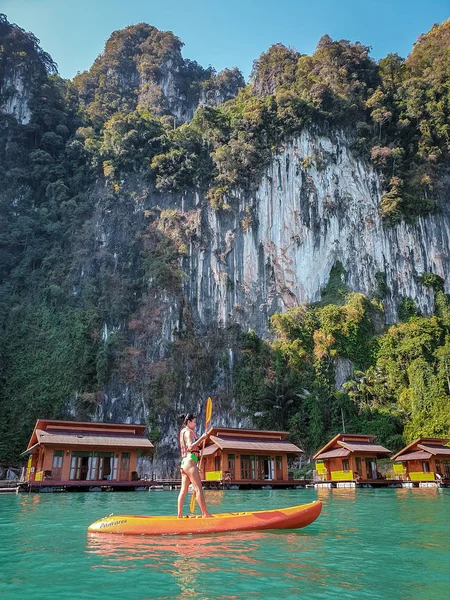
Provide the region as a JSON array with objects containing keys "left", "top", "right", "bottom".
[
  {"left": 185, "top": 463, "right": 214, "bottom": 518},
  {"left": 177, "top": 471, "right": 190, "bottom": 518}
]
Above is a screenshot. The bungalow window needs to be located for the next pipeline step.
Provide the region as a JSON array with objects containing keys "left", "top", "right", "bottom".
[
  {"left": 342, "top": 459, "right": 350, "bottom": 471},
  {"left": 214, "top": 456, "right": 221, "bottom": 472},
  {"left": 355, "top": 457, "right": 362, "bottom": 474},
  {"left": 422, "top": 462, "right": 430, "bottom": 473},
  {"left": 241, "top": 455, "right": 255, "bottom": 480},
  {"left": 443, "top": 461, "right": 450, "bottom": 478}
]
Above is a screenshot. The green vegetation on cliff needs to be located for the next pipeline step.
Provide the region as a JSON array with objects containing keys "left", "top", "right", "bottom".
[
  {"left": 149, "top": 22, "right": 450, "bottom": 215},
  {"left": 236, "top": 283, "right": 450, "bottom": 454}
]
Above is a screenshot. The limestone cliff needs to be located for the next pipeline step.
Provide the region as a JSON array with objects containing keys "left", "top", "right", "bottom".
[
  {"left": 183, "top": 129, "right": 447, "bottom": 333},
  {"left": 0, "top": 14, "right": 56, "bottom": 123},
  {"left": 68, "top": 127, "right": 449, "bottom": 475}
]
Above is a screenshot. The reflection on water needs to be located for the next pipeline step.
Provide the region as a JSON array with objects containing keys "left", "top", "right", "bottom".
[
  {"left": 86, "top": 528, "right": 332, "bottom": 598},
  {"left": 202, "top": 490, "right": 225, "bottom": 505},
  {"left": 19, "top": 493, "right": 41, "bottom": 513},
  {"left": 1, "top": 488, "right": 450, "bottom": 600},
  {"left": 316, "top": 486, "right": 357, "bottom": 502},
  {"left": 86, "top": 530, "right": 260, "bottom": 561},
  {"left": 395, "top": 486, "right": 441, "bottom": 499}
]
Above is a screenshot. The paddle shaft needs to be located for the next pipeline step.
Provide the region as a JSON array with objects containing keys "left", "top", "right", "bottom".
[
  {"left": 199, "top": 405, "right": 212, "bottom": 475},
  {"left": 190, "top": 398, "right": 212, "bottom": 513}
]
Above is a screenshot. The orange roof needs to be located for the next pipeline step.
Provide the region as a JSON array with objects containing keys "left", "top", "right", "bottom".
[
  {"left": 208, "top": 427, "right": 290, "bottom": 440},
  {"left": 25, "top": 419, "right": 151, "bottom": 451},
  {"left": 417, "top": 444, "right": 450, "bottom": 455},
  {"left": 391, "top": 438, "right": 450, "bottom": 461},
  {"left": 315, "top": 448, "right": 350, "bottom": 460},
  {"left": 314, "top": 433, "right": 391, "bottom": 460},
  {"left": 338, "top": 441, "right": 391, "bottom": 454},
  {"left": 394, "top": 451, "right": 431, "bottom": 461},
  {"left": 205, "top": 435, "right": 302, "bottom": 454},
  {"left": 202, "top": 444, "right": 220, "bottom": 456},
  {"left": 34, "top": 429, "right": 152, "bottom": 448}
]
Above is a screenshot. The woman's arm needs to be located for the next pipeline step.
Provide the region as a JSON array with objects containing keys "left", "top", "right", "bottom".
[{"left": 185, "top": 429, "right": 212, "bottom": 451}]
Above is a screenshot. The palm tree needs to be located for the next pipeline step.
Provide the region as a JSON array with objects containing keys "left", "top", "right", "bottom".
[{"left": 255, "top": 376, "right": 301, "bottom": 430}]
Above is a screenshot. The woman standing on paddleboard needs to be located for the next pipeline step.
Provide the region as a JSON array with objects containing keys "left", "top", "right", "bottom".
[{"left": 177, "top": 413, "right": 213, "bottom": 518}]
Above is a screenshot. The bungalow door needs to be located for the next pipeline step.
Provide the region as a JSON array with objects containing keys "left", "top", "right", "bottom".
[
  {"left": 227, "top": 454, "right": 235, "bottom": 479},
  {"left": 119, "top": 452, "right": 130, "bottom": 481},
  {"left": 275, "top": 456, "right": 283, "bottom": 480},
  {"left": 95, "top": 452, "right": 117, "bottom": 481},
  {"left": 257, "top": 456, "right": 272, "bottom": 480},
  {"left": 51, "top": 450, "right": 64, "bottom": 480},
  {"left": 69, "top": 452, "right": 93, "bottom": 481},
  {"left": 365, "top": 458, "right": 377, "bottom": 479}
]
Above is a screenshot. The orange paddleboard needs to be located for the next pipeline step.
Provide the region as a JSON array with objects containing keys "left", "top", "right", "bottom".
[{"left": 87, "top": 500, "right": 322, "bottom": 536}]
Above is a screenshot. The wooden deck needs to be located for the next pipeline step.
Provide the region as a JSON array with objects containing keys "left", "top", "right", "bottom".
[
  {"left": 24, "top": 479, "right": 180, "bottom": 492},
  {"left": 11, "top": 476, "right": 450, "bottom": 492},
  {"left": 21, "top": 478, "right": 311, "bottom": 492},
  {"left": 314, "top": 478, "right": 450, "bottom": 488},
  {"left": 0, "top": 480, "right": 23, "bottom": 493}
]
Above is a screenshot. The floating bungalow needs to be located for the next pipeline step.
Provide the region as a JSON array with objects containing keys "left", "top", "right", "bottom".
[
  {"left": 22, "top": 419, "right": 153, "bottom": 491},
  {"left": 391, "top": 438, "right": 450, "bottom": 486},
  {"left": 313, "top": 433, "right": 391, "bottom": 487},
  {"left": 201, "top": 427, "right": 303, "bottom": 487}
]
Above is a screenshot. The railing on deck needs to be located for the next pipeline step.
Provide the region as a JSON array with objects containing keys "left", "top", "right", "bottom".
[
  {"left": 409, "top": 471, "right": 435, "bottom": 481},
  {"left": 205, "top": 471, "right": 223, "bottom": 481},
  {"left": 330, "top": 470, "right": 354, "bottom": 481}
]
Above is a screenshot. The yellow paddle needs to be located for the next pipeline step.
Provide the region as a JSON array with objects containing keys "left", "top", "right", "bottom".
[{"left": 190, "top": 396, "right": 213, "bottom": 513}]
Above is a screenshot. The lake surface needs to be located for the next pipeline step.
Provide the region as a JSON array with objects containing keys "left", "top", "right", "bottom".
[{"left": 1, "top": 488, "right": 449, "bottom": 599}]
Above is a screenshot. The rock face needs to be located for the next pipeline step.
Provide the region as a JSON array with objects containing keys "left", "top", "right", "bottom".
[
  {"left": 0, "top": 69, "right": 32, "bottom": 123},
  {"left": 198, "top": 67, "right": 246, "bottom": 108},
  {"left": 181, "top": 129, "right": 448, "bottom": 334},
  {"left": 87, "top": 128, "right": 449, "bottom": 346},
  {"left": 73, "top": 23, "right": 224, "bottom": 124}
]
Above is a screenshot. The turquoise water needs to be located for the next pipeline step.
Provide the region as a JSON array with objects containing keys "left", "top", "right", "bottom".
[{"left": 1, "top": 488, "right": 449, "bottom": 599}]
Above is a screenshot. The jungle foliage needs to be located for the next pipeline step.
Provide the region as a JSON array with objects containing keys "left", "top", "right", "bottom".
[{"left": 235, "top": 283, "right": 450, "bottom": 454}]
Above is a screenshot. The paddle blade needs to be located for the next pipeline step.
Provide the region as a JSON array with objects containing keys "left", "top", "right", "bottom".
[{"left": 205, "top": 396, "right": 213, "bottom": 429}]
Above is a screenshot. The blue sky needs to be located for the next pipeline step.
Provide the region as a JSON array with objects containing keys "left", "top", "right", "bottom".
[{"left": 3, "top": 0, "right": 449, "bottom": 80}]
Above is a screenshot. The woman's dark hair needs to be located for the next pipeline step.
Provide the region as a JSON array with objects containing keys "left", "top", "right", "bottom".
[{"left": 179, "top": 413, "right": 196, "bottom": 426}]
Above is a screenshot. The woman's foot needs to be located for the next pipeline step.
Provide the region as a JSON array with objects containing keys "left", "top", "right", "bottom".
[{"left": 202, "top": 512, "right": 214, "bottom": 518}]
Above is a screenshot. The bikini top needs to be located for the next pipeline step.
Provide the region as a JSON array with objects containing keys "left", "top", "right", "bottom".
[{"left": 179, "top": 427, "right": 200, "bottom": 459}]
